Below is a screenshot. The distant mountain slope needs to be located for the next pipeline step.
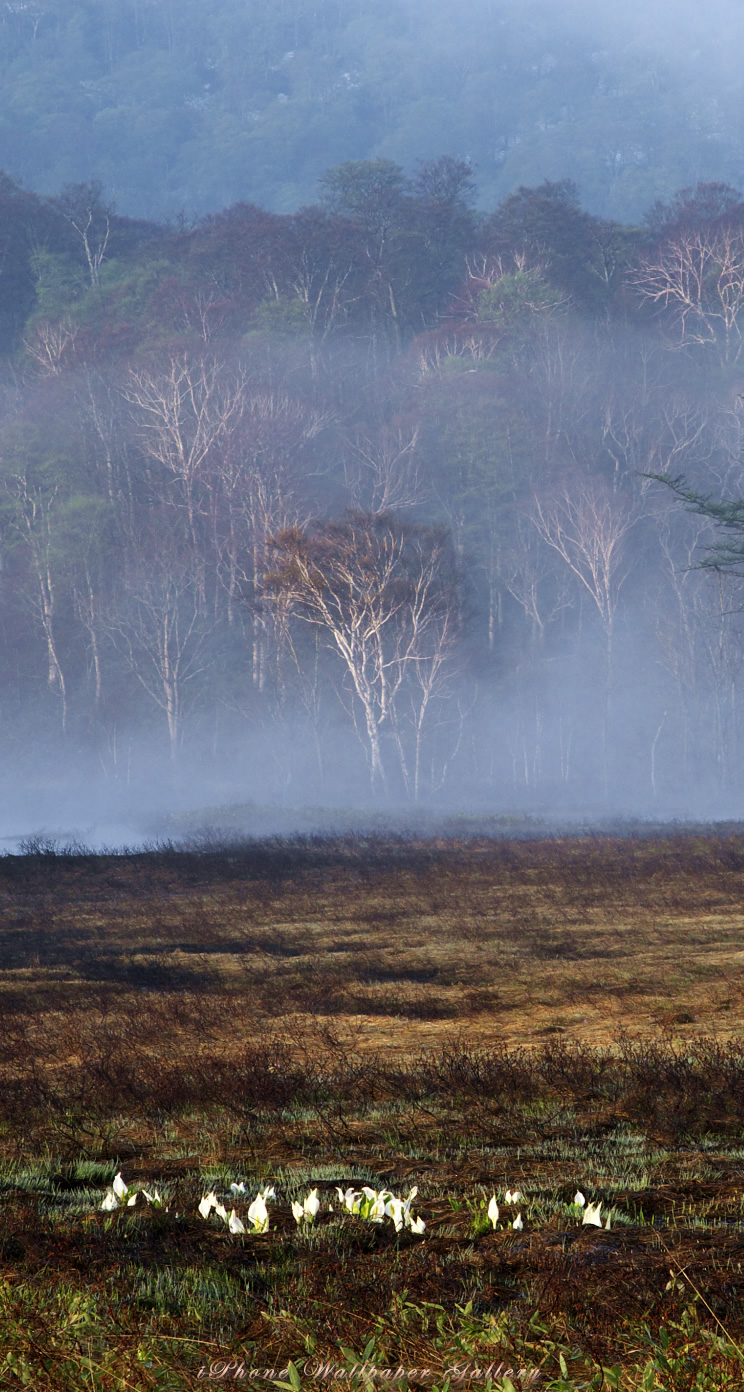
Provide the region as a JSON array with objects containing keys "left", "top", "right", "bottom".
[{"left": 0, "top": 0, "right": 741, "bottom": 221}]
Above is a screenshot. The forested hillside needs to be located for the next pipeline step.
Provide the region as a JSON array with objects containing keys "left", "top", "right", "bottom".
[
  {"left": 2, "top": 163, "right": 744, "bottom": 819},
  {"left": 0, "top": 0, "right": 743, "bottom": 222}
]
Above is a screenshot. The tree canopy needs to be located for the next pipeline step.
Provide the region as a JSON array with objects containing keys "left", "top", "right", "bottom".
[{"left": 0, "top": 0, "right": 743, "bottom": 223}]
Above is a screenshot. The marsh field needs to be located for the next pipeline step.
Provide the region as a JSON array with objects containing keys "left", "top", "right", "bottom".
[{"left": 3, "top": 831, "right": 744, "bottom": 1390}]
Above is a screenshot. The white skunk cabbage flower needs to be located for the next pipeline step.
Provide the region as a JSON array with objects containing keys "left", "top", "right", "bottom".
[
  {"left": 573, "top": 1191, "right": 586, "bottom": 1207},
  {"left": 143, "top": 1188, "right": 163, "bottom": 1207},
  {"left": 334, "top": 1183, "right": 424, "bottom": 1233},
  {"left": 402, "top": 1188, "right": 422, "bottom": 1230},
  {"left": 504, "top": 1189, "right": 522, "bottom": 1204},
  {"left": 605, "top": 1213, "right": 612, "bottom": 1231},
  {"left": 360, "top": 1185, "right": 382, "bottom": 1218},
  {"left": 336, "top": 1187, "right": 361, "bottom": 1213},
  {"left": 247, "top": 1193, "right": 269, "bottom": 1233},
  {"left": 228, "top": 1209, "right": 246, "bottom": 1234},
  {"left": 292, "top": 1188, "right": 321, "bottom": 1224},
  {"left": 200, "top": 1191, "right": 250, "bottom": 1231},
  {"left": 487, "top": 1196, "right": 499, "bottom": 1228},
  {"left": 385, "top": 1197, "right": 405, "bottom": 1232},
  {"left": 334, "top": 1184, "right": 424, "bottom": 1233},
  {"left": 583, "top": 1201, "right": 603, "bottom": 1227},
  {"left": 198, "top": 1192, "right": 227, "bottom": 1221},
  {"left": 380, "top": 1188, "right": 424, "bottom": 1233},
  {"left": 369, "top": 1190, "right": 389, "bottom": 1222},
  {"left": 512, "top": 1213, "right": 523, "bottom": 1231},
  {"left": 355, "top": 1186, "right": 423, "bottom": 1230},
  {"left": 230, "top": 1182, "right": 246, "bottom": 1195},
  {"left": 355, "top": 1188, "right": 375, "bottom": 1220},
  {"left": 101, "top": 1172, "right": 137, "bottom": 1210}
]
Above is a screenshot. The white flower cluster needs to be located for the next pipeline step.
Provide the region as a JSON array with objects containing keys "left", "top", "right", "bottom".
[
  {"left": 291, "top": 1188, "right": 320, "bottom": 1224},
  {"left": 100, "top": 1175, "right": 614, "bottom": 1239},
  {"left": 484, "top": 1187, "right": 613, "bottom": 1232},
  {"left": 486, "top": 1187, "right": 523, "bottom": 1231},
  {"left": 100, "top": 1172, "right": 164, "bottom": 1211},
  {"left": 573, "top": 1190, "right": 612, "bottom": 1229},
  {"left": 196, "top": 1182, "right": 426, "bottom": 1235},
  {"left": 199, "top": 1184, "right": 275, "bottom": 1234},
  {"left": 332, "top": 1185, "right": 425, "bottom": 1234}
]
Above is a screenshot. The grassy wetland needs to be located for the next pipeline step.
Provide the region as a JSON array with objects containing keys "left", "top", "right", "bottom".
[{"left": 3, "top": 831, "right": 744, "bottom": 1389}]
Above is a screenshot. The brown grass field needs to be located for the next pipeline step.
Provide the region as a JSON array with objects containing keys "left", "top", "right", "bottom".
[{"left": 2, "top": 831, "right": 744, "bottom": 1390}]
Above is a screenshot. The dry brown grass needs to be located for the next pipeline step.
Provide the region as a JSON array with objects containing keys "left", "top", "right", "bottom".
[
  {"left": 3, "top": 833, "right": 744, "bottom": 1388},
  {"left": 2, "top": 832, "right": 743, "bottom": 1071}
]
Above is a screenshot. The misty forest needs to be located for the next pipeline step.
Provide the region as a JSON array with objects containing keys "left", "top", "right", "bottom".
[{"left": 3, "top": 1, "right": 744, "bottom": 822}]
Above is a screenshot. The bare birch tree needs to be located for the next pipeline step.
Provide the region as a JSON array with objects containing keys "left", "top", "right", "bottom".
[
  {"left": 343, "top": 424, "right": 422, "bottom": 514},
  {"left": 532, "top": 479, "right": 640, "bottom": 660},
  {"left": 106, "top": 523, "right": 212, "bottom": 762},
  {"left": 264, "top": 513, "right": 461, "bottom": 794},
  {"left": 631, "top": 226, "right": 744, "bottom": 367},
  {"left": 5, "top": 474, "right": 69, "bottom": 730},
  {"left": 123, "top": 354, "right": 248, "bottom": 550},
  {"left": 531, "top": 477, "right": 641, "bottom": 791},
  {"left": 22, "top": 317, "right": 79, "bottom": 376},
  {"left": 53, "top": 181, "right": 112, "bottom": 290},
  {"left": 211, "top": 389, "right": 330, "bottom": 693}
]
